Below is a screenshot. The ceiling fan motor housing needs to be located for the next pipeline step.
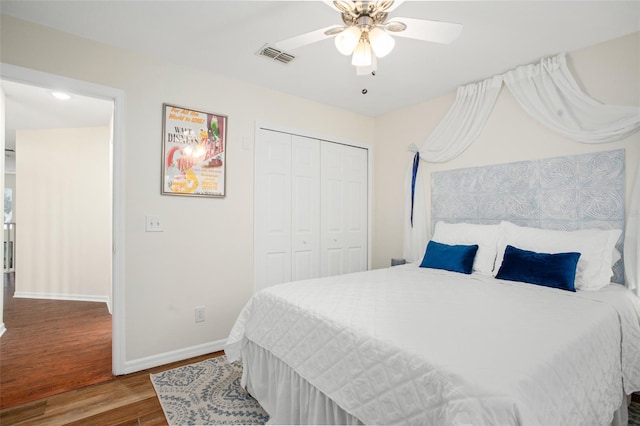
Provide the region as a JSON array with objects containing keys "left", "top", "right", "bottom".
[{"left": 339, "top": 0, "right": 392, "bottom": 28}]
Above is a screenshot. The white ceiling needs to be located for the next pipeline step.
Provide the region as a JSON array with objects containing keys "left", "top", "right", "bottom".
[
  {"left": 1, "top": 1, "right": 639, "bottom": 151},
  {"left": 1, "top": 80, "right": 113, "bottom": 151}
]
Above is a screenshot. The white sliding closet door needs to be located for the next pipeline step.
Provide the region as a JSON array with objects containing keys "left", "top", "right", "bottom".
[
  {"left": 291, "top": 135, "right": 320, "bottom": 281},
  {"left": 255, "top": 130, "right": 293, "bottom": 291},
  {"left": 255, "top": 128, "right": 367, "bottom": 291},
  {"left": 255, "top": 129, "right": 320, "bottom": 292},
  {"left": 321, "top": 142, "right": 368, "bottom": 277}
]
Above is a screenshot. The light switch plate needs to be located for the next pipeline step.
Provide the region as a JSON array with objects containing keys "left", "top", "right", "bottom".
[{"left": 145, "top": 215, "right": 163, "bottom": 232}]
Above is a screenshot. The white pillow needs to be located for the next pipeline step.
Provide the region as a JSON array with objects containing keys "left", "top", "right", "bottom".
[
  {"left": 432, "top": 221, "right": 500, "bottom": 275},
  {"left": 612, "top": 247, "right": 622, "bottom": 266},
  {"left": 493, "top": 221, "right": 622, "bottom": 290}
]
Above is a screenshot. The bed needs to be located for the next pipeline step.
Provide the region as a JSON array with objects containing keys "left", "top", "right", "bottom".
[{"left": 225, "top": 149, "right": 640, "bottom": 425}]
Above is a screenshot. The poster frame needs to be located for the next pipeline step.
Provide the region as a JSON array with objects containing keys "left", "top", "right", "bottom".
[{"left": 161, "top": 103, "right": 227, "bottom": 198}]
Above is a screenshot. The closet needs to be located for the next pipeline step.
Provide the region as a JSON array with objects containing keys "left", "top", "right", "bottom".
[{"left": 254, "top": 128, "right": 368, "bottom": 292}]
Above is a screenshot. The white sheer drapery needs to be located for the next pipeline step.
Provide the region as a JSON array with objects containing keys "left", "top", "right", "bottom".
[
  {"left": 625, "top": 164, "right": 640, "bottom": 293},
  {"left": 417, "top": 75, "right": 504, "bottom": 162},
  {"left": 404, "top": 52, "right": 640, "bottom": 294},
  {"left": 403, "top": 76, "right": 503, "bottom": 262},
  {"left": 504, "top": 53, "right": 640, "bottom": 144}
]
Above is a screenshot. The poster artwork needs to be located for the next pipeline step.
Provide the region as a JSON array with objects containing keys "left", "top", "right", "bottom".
[{"left": 162, "top": 104, "right": 227, "bottom": 197}]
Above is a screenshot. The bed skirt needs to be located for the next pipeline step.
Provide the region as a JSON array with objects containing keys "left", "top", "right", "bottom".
[
  {"left": 240, "top": 339, "right": 629, "bottom": 426},
  {"left": 242, "top": 340, "right": 363, "bottom": 425}
]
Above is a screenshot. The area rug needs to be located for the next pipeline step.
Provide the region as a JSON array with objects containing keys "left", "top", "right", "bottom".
[{"left": 150, "top": 355, "right": 269, "bottom": 425}]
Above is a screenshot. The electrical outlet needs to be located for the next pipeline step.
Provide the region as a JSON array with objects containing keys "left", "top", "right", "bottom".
[
  {"left": 195, "top": 306, "right": 205, "bottom": 323},
  {"left": 145, "top": 215, "right": 163, "bottom": 232}
]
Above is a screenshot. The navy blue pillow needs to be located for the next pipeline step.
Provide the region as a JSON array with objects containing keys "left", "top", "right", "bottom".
[
  {"left": 496, "top": 245, "right": 581, "bottom": 292},
  {"left": 420, "top": 240, "right": 479, "bottom": 274}
]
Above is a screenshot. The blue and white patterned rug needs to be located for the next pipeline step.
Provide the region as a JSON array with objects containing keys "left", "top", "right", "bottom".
[
  {"left": 150, "top": 355, "right": 269, "bottom": 425},
  {"left": 151, "top": 356, "right": 640, "bottom": 426}
]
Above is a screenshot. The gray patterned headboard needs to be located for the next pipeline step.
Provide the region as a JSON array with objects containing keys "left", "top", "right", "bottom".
[{"left": 431, "top": 149, "right": 625, "bottom": 283}]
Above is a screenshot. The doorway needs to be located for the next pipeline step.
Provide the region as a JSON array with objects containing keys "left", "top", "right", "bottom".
[{"left": 0, "top": 64, "right": 126, "bottom": 401}]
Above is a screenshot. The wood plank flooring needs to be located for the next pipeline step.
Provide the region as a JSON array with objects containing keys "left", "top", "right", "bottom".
[
  {"left": 0, "top": 272, "right": 223, "bottom": 424},
  {"left": 2, "top": 350, "right": 638, "bottom": 425},
  {"left": 0, "top": 351, "right": 222, "bottom": 425},
  {"left": 1, "top": 272, "right": 113, "bottom": 409}
]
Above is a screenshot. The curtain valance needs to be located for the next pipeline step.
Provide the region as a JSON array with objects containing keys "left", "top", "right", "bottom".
[
  {"left": 418, "top": 75, "right": 504, "bottom": 163},
  {"left": 504, "top": 53, "right": 640, "bottom": 144}
]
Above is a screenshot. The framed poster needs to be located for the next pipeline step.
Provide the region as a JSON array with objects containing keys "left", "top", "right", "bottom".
[{"left": 162, "top": 104, "right": 227, "bottom": 197}]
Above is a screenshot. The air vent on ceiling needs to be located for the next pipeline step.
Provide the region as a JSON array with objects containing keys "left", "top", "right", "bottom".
[{"left": 257, "top": 45, "right": 296, "bottom": 65}]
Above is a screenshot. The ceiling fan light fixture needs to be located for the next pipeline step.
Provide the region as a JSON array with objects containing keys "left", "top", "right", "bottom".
[
  {"left": 356, "top": 54, "right": 378, "bottom": 76},
  {"left": 335, "top": 26, "right": 361, "bottom": 55},
  {"left": 369, "top": 27, "right": 395, "bottom": 57},
  {"left": 351, "top": 39, "right": 373, "bottom": 67}
]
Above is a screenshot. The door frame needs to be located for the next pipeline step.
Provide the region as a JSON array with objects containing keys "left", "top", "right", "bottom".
[
  {"left": 254, "top": 120, "right": 373, "bottom": 293},
  {"left": 0, "top": 63, "right": 126, "bottom": 375}
]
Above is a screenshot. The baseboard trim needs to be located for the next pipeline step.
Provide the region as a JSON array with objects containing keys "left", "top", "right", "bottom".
[
  {"left": 13, "top": 292, "right": 112, "bottom": 313},
  {"left": 122, "top": 339, "right": 226, "bottom": 375},
  {"left": 0, "top": 323, "right": 6, "bottom": 337}
]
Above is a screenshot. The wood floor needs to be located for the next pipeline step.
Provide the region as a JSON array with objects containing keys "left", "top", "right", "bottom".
[
  {"left": 0, "top": 272, "right": 114, "bottom": 409},
  {"left": 0, "top": 272, "right": 223, "bottom": 425},
  {"left": 0, "top": 352, "right": 222, "bottom": 425}
]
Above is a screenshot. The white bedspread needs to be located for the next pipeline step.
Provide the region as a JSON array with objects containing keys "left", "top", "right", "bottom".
[{"left": 226, "top": 264, "right": 640, "bottom": 425}]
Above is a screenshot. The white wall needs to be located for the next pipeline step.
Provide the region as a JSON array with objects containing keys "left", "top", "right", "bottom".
[
  {"left": 0, "top": 87, "right": 5, "bottom": 336},
  {"left": 372, "top": 31, "right": 640, "bottom": 269},
  {"left": 15, "top": 127, "right": 112, "bottom": 302},
  {"left": 5, "top": 173, "right": 15, "bottom": 223},
  {"left": 5, "top": 156, "right": 15, "bottom": 173},
  {"left": 0, "top": 14, "right": 376, "bottom": 364}
]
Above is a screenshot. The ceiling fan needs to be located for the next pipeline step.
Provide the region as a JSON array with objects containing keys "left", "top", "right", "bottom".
[{"left": 272, "top": 0, "right": 462, "bottom": 75}]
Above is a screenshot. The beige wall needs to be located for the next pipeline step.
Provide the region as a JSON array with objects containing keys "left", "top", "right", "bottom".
[
  {"left": 372, "top": 32, "right": 640, "bottom": 269},
  {"left": 15, "top": 127, "right": 112, "bottom": 300},
  {"left": 0, "top": 14, "right": 376, "bottom": 362}
]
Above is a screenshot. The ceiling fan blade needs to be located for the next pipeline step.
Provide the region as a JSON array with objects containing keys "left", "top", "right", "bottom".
[
  {"left": 386, "top": 17, "right": 462, "bottom": 44},
  {"left": 325, "top": 26, "right": 347, "bottom": 36},
  {"left": 273, "top": 26, "right": 343, "bottom": 51}
]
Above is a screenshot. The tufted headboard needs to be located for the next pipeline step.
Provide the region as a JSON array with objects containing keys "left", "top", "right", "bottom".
[{"left": 431, "top": 149, "right": 625, "bottom": 283}]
